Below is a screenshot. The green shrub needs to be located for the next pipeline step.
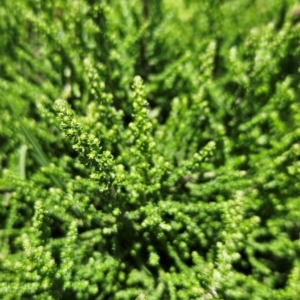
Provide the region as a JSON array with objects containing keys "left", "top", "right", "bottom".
[{"left": 1, "top": 0, "right": 300, "bottom": 299}]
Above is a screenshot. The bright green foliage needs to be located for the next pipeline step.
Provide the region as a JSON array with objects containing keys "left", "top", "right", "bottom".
[{"left": 1, "top": 0, "right": 300, "bottom": 299}]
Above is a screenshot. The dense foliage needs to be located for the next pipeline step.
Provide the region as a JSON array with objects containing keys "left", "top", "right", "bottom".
[{"left": 1, "top": 0, "right": 300, "bottom": 299}]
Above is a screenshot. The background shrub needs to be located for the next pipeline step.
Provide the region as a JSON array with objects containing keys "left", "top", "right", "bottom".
[{"left": 1, "top": 0, "right": 300, "bottom": 299}]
